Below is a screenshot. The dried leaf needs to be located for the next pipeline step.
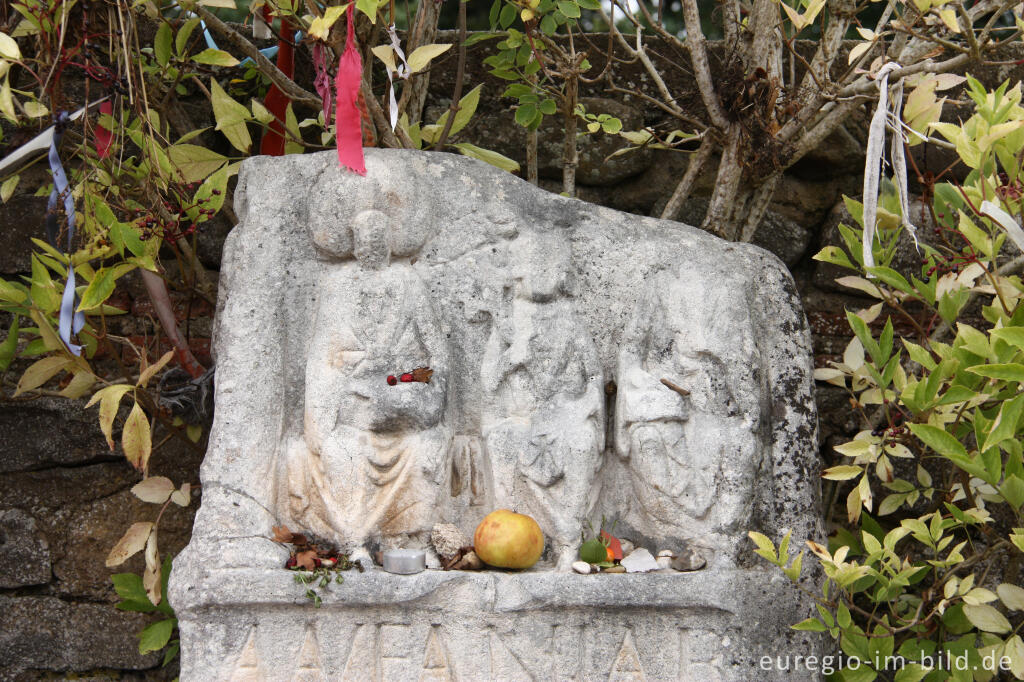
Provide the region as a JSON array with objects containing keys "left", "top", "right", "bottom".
[
  {"left": 295, "top": 550, "right": 318, "bottom": 570},
  {"left": 411, "top": 367, "right": 434, "bottom": 383},
  {"left": 14, "top": 355, "right": 71, "bottom": 395},
  {"left": 131, "top": 476, "right": 175, "bottom": 504},
  {"left": 143, "top": 531, "right": 161, "bottom": 605},
  {"left": 170, "top": 482, "right": 191, "bottom": 507},
  {"left": 272, "top": 525, "right": 294, "bottom": 543},
  {"left": 106, "top": 522, "right": 154, "bottom": 567}
]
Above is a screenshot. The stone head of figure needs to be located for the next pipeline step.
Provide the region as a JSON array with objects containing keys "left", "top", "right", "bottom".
[
  {"left": 352, "top": 210, "right": 391, "bottom": 270},
  {"left": 511, "top": 231, "right": 573, "bottom": 302}
]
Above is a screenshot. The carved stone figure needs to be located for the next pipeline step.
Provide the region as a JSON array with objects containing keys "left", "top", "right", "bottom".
[
  {"left": 614, "top": 263, "right": 765, "bottom": 565},
  {"left": 283, "top": 208, "right": 452, "bottom": 556},
  {"left": 171, "top": 150, "right": 824, "bottom": 681},
  {"left": 481, "top": 231, "right": 604, "bottom": 570}
]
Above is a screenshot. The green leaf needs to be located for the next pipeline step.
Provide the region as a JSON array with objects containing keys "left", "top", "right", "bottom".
[
  {"left": 168, "top": 144, "right": 227, "bottom": 184},
  {"left": 433, "top": 84, "right": 482, "bottom": 140},
  {"left": 138, "top": 618, "right": 176, "bottom": 654},
  {"left": 192, "top": 48, "right": 240, "bottom": 67},
  {"left": 175, "top": 17, "right": 200, "bottom": 56},
  {"left": 813, "top": 245, "right": 855, "bottom": 269},
  {"left": 846, "top": 310, "right": 882, "bottom": 363},
  {"left": 0, "top": 315, "right": 18, "bottom": 372},
  {"left": 77, "top": 266, "right": 118, "bottom": 312},
  {"left": 540, "top": 14, "right": 557, "bottom": 34},
  {"left": 557, "top": 1, "right": 581, "bottom": 17},
  {"left": 451, "top": 143, "right": 520, "bottom": 172},
  {"left": 907, "top": 423, "right": 967, "bottom": 459},
  {"left": 967, "top": 363, "right": 1024, "bottom": 382},
  {"left": 515, "top": 102, "right": 538, "bottom": 126},
  {"left": 162, "top": 640, "right": 180, "bottom": 667},
  {"left": 1000, "top": 474, "right": 1024, "bottom": 509},
  {"left": 356, "top": 0, "right": 378, "bottom": 21},
  {"left": 791, "top": 617, "right": 827, "bottom": 632},
  {"left": 499, "top": 3, "right": 517, "bottom": 28},
  {"left": 981, "top": 393, "right": 1024, "bottom": 452},
  {"left": 991, "top": 326, "right": 1024, "bottom": 353},
  {"left": 112, "top": 573, "right": 156, "bottom": 613},
  {"left": 866, "top": 266, "right": 914, "bottom": 296},
  {"left": 154, "top": 22, "right": 172, "bottom": 67},
  {"left": 210, "top": 79, "right": 252, "bottom": 153}
]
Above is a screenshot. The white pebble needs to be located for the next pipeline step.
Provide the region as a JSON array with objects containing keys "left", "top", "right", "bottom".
[
  {"left": 572, "top": 561, "right": 592, "bottom": 574},
  {"left": 620, "top": 539, "right": 635, "bottom": 555},
  {"left": 657, "top": 549, "right": 675, "bottom": 558},
  {"left": 620, "top": 548, "right": 659, "bottom": 573},
  {"left": 656, "top": 556, "right": 672, "bottom": 570}
]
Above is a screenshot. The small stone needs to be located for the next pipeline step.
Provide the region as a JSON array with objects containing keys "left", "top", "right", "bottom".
[
  {"left": 620, "top": 548, "right": 659, "bottom": 573},
  {"left": 656, "top": 549, "right": 674, "bottom": 558},
  {"left": 603, "top": 564, "right": 626, "bottom": 573},
  {"left": 431, "top": 523, "right": 469, "bottom": 562},
  {"left": 571, "top": 561, "right": 591, "bottom": 574},
  {"left": 656, "top": 556, "right": 672, "bottom": 570},
  {"left": 619, "top": 539, "right": 635, "bottom": 555},
  {"left": 671, "top": 547, "right": 707, "bottom": 572},
  {"left": 451, "top": 550, "right": 484, "bottom": 570}
]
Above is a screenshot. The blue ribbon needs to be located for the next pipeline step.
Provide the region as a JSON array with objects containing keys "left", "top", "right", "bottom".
[
  {"left": 196, "top": 17, "right": 289, "bottom": 67},
  {"left": 46, "top": 111, "right": 85, "bottom": 356}
]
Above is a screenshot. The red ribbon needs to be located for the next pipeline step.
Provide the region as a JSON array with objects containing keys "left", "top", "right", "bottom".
[
  {"left": 95, "top": 100, "right": 113, "bottom": 158},
  {"left": 335, "top": 5, "right": 366, "bottom": 174},
  {"left": 259, "top": 8, "right": 295, "bottom": 157}
]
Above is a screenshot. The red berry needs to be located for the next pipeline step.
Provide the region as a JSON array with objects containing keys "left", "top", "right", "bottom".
[
  {"left": 400, "top": 373, "right": 413, "bottom": 383},
  {"left": 386, "top": 375, "right": 397, "bottom": 386}
]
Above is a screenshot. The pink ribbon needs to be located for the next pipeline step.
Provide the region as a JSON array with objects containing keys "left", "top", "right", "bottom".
[
  {"left": 335, "top": 5, "right": 366, "bottom": 175},
  {"left": 313, "top": 43, "right": 333, "bottom": 126}
]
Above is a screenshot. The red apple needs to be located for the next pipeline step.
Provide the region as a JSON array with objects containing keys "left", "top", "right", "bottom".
[{"left": 473, "top": 509, "right": 544, "bottom": 569}]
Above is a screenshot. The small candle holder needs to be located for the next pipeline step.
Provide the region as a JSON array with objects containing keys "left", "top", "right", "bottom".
[{"left": 382, "top": 548, "right": 426, "bottom": 575}]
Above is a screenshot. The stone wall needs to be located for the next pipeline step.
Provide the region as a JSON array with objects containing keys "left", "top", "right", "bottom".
[{"left": 0, "top": 37, "right": 1021, "bottom": 679}]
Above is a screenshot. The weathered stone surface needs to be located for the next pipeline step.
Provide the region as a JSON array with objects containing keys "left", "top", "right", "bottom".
[
  {"left": 0, "top": 509, "right": 51, "bottom": 587},
  {"left": 171, "top": 148, "right": 823, "bottom": 679},
  {"left": 0, "top": 596, "right": 160, "bottom": 678},
  {"left": 0, "top": 396, "right": 120, "bottom": 473}
]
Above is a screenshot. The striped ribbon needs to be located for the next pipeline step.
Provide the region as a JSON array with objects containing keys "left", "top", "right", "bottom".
[{"left": 46, "top": 112, "right": 85, "bottom": 356}]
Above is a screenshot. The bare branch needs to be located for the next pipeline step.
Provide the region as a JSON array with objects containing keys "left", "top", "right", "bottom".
[
  {"left": 195, "top": 6, "right": 321, "bottom": 109},
  {"left": 660, "top": 134, "right": 714, "bottom": 221},
  {"left": 681, "top": 0, "right": 730, "bottom": 129}
]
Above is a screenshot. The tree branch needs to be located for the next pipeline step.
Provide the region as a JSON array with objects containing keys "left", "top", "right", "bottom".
[{"left": 680, "top": 0, "right": 730, "bottom": 129}]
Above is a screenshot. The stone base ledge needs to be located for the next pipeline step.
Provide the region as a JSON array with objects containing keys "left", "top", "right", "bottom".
[{"left": 171, "top": 565, "right": 823, "bottom": 681}]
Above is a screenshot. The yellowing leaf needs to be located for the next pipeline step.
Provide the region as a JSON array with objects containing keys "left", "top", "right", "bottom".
[
  {"left": 938, "top": 7, "right": 960, "bottom": 32},
  {"left": 122, "top": 401, "right": 152, "bottom": 472},
  {"left": 451, "top": 143, "right": 520, "bottom": 172},
  {"left": 251, "top": 99, "right": 274, "bottom": 124},
  {"left": 0, "top": 78, "right": 17, "bottom": 120},
  {"left": 131, "top": 476, "right": 175, "bottom": 504},
  {"left": 823, "top": 465, "right": 863, "bottom": 480},
  {"left": 192, "top": 48, "right": 240, "bottom": 67},
  {"left": 168, "top": 144, "right": 228, "bottom": 184},
  {"left": 997, "top": 583, "right": 1024, "bottom": 611},
  {"left": 22, "top": 101, "right": 47, "bottom": 117},
  {"left": 407, "top": 43, "right": 452, "bottom": 73},
  {"left": 371, "top": 44, "right": 398, "bottom": 74},
  {"left": 0, "top": 32, "right": 21, "bottom": 60},
  {"left": 1, "top": 174, "right": 18, "bottom": 202},
  {"left": 58, "top": 369, "right": 95, "bottom": 399},
  {"left": 309, "top": 4, "right": 348, "bottom": 40},
  {"left": 138, "top": 350, "right": 174, "bottom": 388},
  {"left": 14, "top": 356, "right": 71, "bottom": 395},
  {"left": 848, "top": 41, "right": 872, "bottom": 65},
  {"left": 198, "top": 0, "right": 237, "bottom": 7},
  {"left": 210, "top": 79, "right": 252, "bottom": 153},
  {"left": 963, "top": 603, "right": 1011, "bottom": 633},
  {"left": 86, "top": 384, "right": 133, "bottom": 449},
  {"left": 106, "top": 521, "right": 153, "bottom": 567}
]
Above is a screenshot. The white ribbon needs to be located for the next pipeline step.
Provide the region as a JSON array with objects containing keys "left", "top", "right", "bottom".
[
  {"left": 861, "top": 62, "right": 919, "bottom": 272},
  {"left": 980, "top": 200, "right": 1024, "bottom": 255},
  {"left": 386, "top": 24, "right": 410, "bottom": 130}
]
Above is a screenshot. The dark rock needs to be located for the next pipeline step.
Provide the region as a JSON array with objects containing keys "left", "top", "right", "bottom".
[
  {"left": 0, "top": 509, "right": 51, "bottom": 587},
  {"left": 0, "top": 596, "right": 161, "bottom": 677}
]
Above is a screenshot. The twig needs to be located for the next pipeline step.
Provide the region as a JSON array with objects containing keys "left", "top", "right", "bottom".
[
  {"left": 660, "top": 377, "right": 691, "bottom": 397},
  {"left": 436, "top": 0, "right": 467, "bottom": 149}
]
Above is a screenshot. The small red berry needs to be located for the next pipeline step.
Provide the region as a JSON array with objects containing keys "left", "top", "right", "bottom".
[
  {"left": 386, "top": 375, "right": 397, "bottom": 386},
  {"left": 400, "top": 373, "right": 413, "bottom": 383}
]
